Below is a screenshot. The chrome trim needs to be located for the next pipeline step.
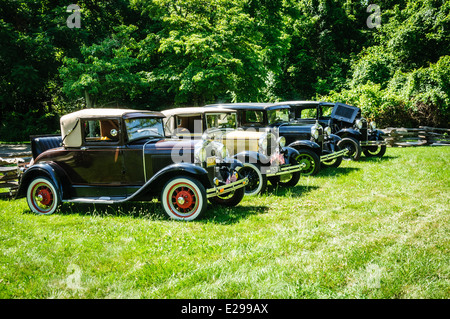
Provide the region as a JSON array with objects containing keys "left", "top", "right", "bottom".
[
  {"left": 266, "top": 163, "right": 306, "bottom": 177},
  {"left": 206, "top": 177, "right": 248, "bottom": 198},
  {"left": 320, "top": 148, "right": 349, "bottom": 162}
]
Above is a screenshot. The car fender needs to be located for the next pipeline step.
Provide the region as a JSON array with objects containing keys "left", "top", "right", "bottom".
[
  {"left": 282, "top": 146, "right": 300, "bottom": 164},
  {"left": 335, "top": 128, "right": 362, "bottom": 139},
  {"left": 329, "top": 134, "right": 342, "bottom": 143},
  {"left": 221, "top": 157, "right": 244, "bottom": 171},
  {"left": 16, "top": 162, "right": 69, "bottom": 200},
  {"left": 136, "top": 163, "right": 212, "bottom": 198},
  {"left": 287, "top": 140, "right": 322, "bottom": 156}
]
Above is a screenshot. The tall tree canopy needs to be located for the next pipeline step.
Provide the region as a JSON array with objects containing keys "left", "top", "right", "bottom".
[{"left": 0, "top": 0, "right": 448, "bottom": 140}]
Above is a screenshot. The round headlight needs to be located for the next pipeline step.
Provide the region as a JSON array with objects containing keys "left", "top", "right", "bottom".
[
  {"left": 356, "top": 119, "right": 363, "bottom": 129},
  {"left": 311, "top": 126, "right": 319, "bottom": 140},
  {"left": 195, "top": 147, "right": 207, "bottom": 162},
  {"left": 277, "top": 136, "right": 286, "bottom": 148},
  {"left": 325, "top": 126, "right": 332, "bottom": 136},
  {"left": 370, "top": 121, "right": 377, "bottom": 130},
  {"left": 259, "top": 135, "right": 268, "bottom": 151}
]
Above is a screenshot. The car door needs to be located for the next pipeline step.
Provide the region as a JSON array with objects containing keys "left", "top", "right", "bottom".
[{"left": 66, "top": 118, "right": 125, "bottom": 185}]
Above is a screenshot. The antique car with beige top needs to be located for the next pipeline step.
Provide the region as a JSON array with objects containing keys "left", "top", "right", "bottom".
[
  {"left": 162, "top": 107, "right": 304, "bottom": 195},
  {"left": 16, "top": 108, "right": 247, "bottom": 221}
]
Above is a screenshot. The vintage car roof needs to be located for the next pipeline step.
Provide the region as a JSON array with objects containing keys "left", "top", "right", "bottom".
[
  {"left": 162, "top": 106, "right": 236, "bottom": 117},
  {"left": 206, "top": 103, "right": 290, "bottom": 111},
  {"left": 275, "top": 101, "right": 335, "bottom": 107},
  {"left": 60, "top": 108, "right": 164, "bottom": 122}
]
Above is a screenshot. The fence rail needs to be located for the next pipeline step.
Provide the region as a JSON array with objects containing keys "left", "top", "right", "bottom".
[
  {"left": 0, "top": 149, "right": 31, "bottom": 199},
  {"left": 381, "top": 126, "right": 450, "bottom": 147}
]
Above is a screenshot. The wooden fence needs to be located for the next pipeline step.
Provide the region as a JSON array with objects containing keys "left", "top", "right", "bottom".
[
  {"left": 381, "top": 126, "right": 450, "bottom": 147},
  {"left": 0, "top": 150, "right": 31, "bottom": 199}
]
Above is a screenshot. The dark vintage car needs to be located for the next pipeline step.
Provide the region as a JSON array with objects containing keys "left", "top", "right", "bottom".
[
  {"left": 16, "top": 108, "right": 247, "bottom": 221},
  {"left": 206, "top": 103, "right": 347, "bottom": 176},
  {"left": 162, "top": 107, "right": 304, "bottom": 195},
  {"left": 284, "top": 101, "right": 387, "bottom": 160}
]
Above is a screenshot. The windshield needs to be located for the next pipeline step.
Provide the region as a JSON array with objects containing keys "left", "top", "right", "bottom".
[
  {"left": 205, "top": 113, "right": 237, "bottom": 130},
  {"left": 267, "top": 108, "right": 289, "bottom": 124},
  {"left": 125, "top": 117, "right": 164, "bottom": 142}
]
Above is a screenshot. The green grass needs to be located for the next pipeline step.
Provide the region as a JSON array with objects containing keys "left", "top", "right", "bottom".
[{"left": 0, "top": 147, "right": 449, "bottom": 298}]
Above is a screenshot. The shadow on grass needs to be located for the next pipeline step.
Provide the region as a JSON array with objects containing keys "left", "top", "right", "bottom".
[
  {"left": 52, "top": 199, "right": 270, "bottom": 225},
  {"left": 266, "top": 184, "right": 320, "bottom": 197},
  {"left": 316, "top": 166, "right": 360, "bottom": 177},
  {"left": 358, "top": 155, "right": 398, "bottom": 162}
]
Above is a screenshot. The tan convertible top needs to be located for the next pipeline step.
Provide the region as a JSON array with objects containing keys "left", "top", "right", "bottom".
[{"left": 60, "top": 108, "right": 164, "bottom": 147}]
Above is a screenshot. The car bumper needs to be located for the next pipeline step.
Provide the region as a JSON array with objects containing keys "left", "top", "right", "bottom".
[
  {"left": 265, "top": 163, "right": 306, "bottom": 177},
  {"left": 360, "top": 140, "right": 387, "bottom": 146},
  {"left": 206, "top": 177, "right": 248, "bottom": 198},
  {"left": 320, "top": 148, "right": 349, "bottom": 162}
]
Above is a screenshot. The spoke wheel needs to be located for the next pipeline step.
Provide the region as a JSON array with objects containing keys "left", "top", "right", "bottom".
[
  {"left": 337, "top": 137, "right": 362, "bottom": 161},
  {"left": 321, "top": 144, "right": 343, "bottom": 168},
  {"left": 363, "top": 144, "right": 386, "bottom": 157},
  {"left": 26, "top": 177, "right": 60, "bottom": 215},
  {"left": 295, "top": 149, "right": 320, "bottom": 176},
  {"left": 209, "top": 171, "right": 245, "bottom": 207},
  {"left": 239, "top": 163, "right": 266, "bottom": 196},
  {"left": 161, "top": 176, "right": 207, "bottom": 221}
]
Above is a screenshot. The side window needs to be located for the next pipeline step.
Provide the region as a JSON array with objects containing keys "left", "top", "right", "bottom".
[
  {"left": 300, "top": 108, "right": 317, "bottom": 119},
  {"left": 243, "top": 111, "right": 264, "bottom": 125},
  {"left": 83, "top": 119, "right": 120, "bottom": 143}
]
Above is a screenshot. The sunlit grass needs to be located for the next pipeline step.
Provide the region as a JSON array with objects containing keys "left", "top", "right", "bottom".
[{"left": 0, "top": 146, "right": 449, "bottom": 298}]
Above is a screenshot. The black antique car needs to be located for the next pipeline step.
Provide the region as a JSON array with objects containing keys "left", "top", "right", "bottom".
[
  {"left": 206, "top": 103, "right": 347, "bottom": 176},
  {"left": 162, "top": 107, "right": 304, "bottom": 195},
  {"left": 16, "top": 108, "right": 247, "bottom": 221},
  {"left": 284, "top": 101, "right": 387, "bottom": 160}
]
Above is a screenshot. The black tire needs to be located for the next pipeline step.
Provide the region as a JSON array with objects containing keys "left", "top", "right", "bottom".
[
  {"left": 26, "top": 177, "right": 61, "bottom": 215},
  {"left": 161, "top": 176, "right": 207, "bottom": 221},
  {"left": 295, "top": 149, "right": 321, "bottom": 176},
  {"left": 209, "top": 172, "right": 245, "bottom": 207},
  {"left": 363, "top": 144, "right": 387, "bottom": 158},
  {"left": 337, "top": 137, "right": 362, "bottom": 161},
  {"left": 238, "top": 163, "right": 267, "bottom": 196},
  {"left": 321, "top": 144, "right": 343, "bottom": 168},
  {"left": 268, "top": 158, "right": 301, "bottom": 187}
]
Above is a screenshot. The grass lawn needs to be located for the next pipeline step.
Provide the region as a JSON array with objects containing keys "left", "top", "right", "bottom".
[{"left": 0, "top": 146, "right": 448, "bottom": 299}]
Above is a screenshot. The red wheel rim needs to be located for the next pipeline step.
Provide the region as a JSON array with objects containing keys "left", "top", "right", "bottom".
[
  {"left": 31, "top": 182, "right": 55, "bottom": 214},
  {"left": 167, "top": 182, "right": 199, "bottom": 218}
]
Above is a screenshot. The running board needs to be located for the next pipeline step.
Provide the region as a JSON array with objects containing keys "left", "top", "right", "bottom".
[{"left": 63, "top": 196, "right": 129, "bottom": 204}]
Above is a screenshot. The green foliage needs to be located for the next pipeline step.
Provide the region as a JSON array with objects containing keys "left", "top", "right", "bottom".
[{"left": 1, "top": 0, "right": 449, "bottom": 141}]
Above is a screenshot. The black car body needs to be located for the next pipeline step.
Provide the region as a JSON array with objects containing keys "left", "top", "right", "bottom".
[
  {"left": 16, "top": 108, "right": 247, "bottom": 221},
  {"left": 162, "top": 107, "right": 304, "bottom": 195},
  {"left": 285, "top": 101, "right": 387, "bottom": 160},
  {"left": 206, "top": 103, "right": 347, "bottom": 176}
]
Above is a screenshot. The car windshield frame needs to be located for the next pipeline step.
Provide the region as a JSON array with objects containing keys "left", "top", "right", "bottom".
[{"left": 124, "top": 117, "right": 165, "bottom": 142}]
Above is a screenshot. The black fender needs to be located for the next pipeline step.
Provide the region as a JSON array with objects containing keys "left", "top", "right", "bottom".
[
  {"left": 368, "top": 129, "right": 385, "bottom": 141},
  {"left": 335, "top": 128, "right": 362, "bottom": 140},
  {"left": 233, "top": 150, "right": 270, "bottom": 167},
  {"left": 329, "top": 134, "right": 342, "bottom": 143},
  {"left": 287, "top": 140, "right": 322, "bottom": 157},
  {"left": 220, "top": 157, "right": 244, "bottom": 171},
  {"left": 16, "top": 162, "right": 70, "bottom": 200},
  {"left": 281, "top": 146, "right": 300, "bottom": 164},
  {"left": 142, "top": 163, "right": 212, "bottom": 194}
]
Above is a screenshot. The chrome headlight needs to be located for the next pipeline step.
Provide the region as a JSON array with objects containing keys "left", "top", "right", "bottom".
[
  {"left": 325, "top": 126, "right": 332, "bottom": 137},
  {"left": 356, "top": 119, "right": 363, "bottom": 129},
  {"left": 259, "top": 134, "right": 268, "bottom": 151},
  {"left": 370, "top": 121, "right": 377, "bottom": 130},
  {"left": 211, "top": 141, "right": 228, "bottom": 159},
  {"left": 194, "top": 140, "right": 208, "bottom": 163},
  {"left": 277, "top": 136, "right": 286, "bottom": 148},
  {"left": 311, "top": 126, "right": 319, "bottom": 140}
]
